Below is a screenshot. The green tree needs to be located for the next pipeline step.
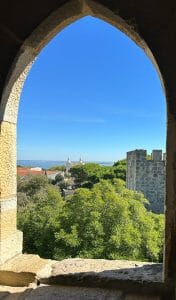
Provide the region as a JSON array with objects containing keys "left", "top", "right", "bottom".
[
  {"left": 113, "top": 159, "right": 126, "bottom": 181},
  {"left": 70, "top": 161, "right": 127, "bottom": 187},
  {"left": 54, "top": 180, "right": 164, "bottom": 262},
  {"left": 17, "top": 175, "right": 164, "bottom": 262},
  {"left": 18, "top": 181, "right": 65, "bottom": 258},
  {"left": 55, "top": 173, "right": 64, "bottom": 184},
  {"left": 17, "top": 175, "right": 49, "bottom": 198}
]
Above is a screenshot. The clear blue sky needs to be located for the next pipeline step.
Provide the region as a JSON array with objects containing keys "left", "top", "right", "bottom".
[{"left": 17, "top": 16, "right": 166, "bottom": 162}]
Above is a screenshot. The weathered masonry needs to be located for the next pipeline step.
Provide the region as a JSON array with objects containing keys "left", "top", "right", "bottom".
[{"left": 126, "top": 149, "right": 165, "bottom": 213}]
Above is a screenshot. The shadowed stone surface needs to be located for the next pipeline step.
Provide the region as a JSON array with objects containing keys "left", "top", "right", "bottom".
[
  {"left": 0, "top": 284, "right": 168, "bottom": 300},
  {"left": 40, "top": 258, "right": 163, "bottom": 282},
  {"left": 0, "top": 285, "right": 34, "bottom": 300},
  {"left": 0, "top": 284, "right": 164, "bottom": 300},
  {"left": 22, "top": 285, "right": 124, "bottom": 300},
  {"left": 39, "top": 259, "right": 172, "bottom": 298}
]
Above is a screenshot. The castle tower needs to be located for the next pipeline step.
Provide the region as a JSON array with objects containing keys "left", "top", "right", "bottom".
[{"left": 126, "top": 149, "right": 165, "bottom": 213}]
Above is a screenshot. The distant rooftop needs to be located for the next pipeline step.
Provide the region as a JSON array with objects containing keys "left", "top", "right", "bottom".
[{"left": 17, "top": 167, "right": 58, "bottom": 177}]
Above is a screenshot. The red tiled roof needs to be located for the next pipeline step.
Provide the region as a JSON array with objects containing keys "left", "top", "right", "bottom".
[{"left": 17, "top": 168, "right": 58, "bottom": 176}]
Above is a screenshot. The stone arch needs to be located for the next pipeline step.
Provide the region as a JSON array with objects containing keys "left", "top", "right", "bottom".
[{"left": 0, "top": 0, "right": 172, "bottom": 283}]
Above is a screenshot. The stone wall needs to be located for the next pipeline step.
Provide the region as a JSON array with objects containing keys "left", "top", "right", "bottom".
[
  {"left": 126, "top": 150, "right": 165, "bottom": 213},
  {"left": 0, "top": 121, "right": 23, "bottom": 264}
]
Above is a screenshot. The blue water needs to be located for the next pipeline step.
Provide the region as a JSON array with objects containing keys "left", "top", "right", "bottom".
[{"left": 17, "top": 160, "right": 113, "bottom": 169}]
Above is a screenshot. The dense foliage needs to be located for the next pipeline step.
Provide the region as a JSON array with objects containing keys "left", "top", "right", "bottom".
[
  {"left": 17, "top": 175, "right": 64, "bottom": 257},
  {"left": 69, "top": 160, "right": 126, "bottom": 188},
  {"left": 113, "top": 159, "right": 126, "bottom": 181},
  {"left": 17, "top": 175, "right": 164, "bottom": 262}
]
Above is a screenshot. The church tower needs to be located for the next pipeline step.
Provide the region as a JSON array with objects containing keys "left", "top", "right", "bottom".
[{"left": 66, "top": 157, "right": 72, "bottom": 173}]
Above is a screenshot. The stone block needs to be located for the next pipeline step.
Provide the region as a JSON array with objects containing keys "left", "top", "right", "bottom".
[
  {"left": 0, "top": 230, "right": 22, "bottom": 265},
  {"left": 0, "top": 206, "right": 17, "bottom": 239},
  {"left": 0, "top": 199, "right": 20, "bottom": 261},
  {"left": 0, "top": 121, "right": 16, "bottom": 199}
]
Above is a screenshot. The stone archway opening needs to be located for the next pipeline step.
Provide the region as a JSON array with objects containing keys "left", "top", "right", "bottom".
[{"left": 16, "top": 14, "right": 166, "bottom": 266}]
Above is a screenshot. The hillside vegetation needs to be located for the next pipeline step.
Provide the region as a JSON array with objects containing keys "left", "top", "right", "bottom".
[{"left": 17, "top": 170, "right": 164, "bottom": 262}]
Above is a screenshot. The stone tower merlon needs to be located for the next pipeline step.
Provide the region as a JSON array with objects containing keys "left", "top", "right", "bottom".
[
  {"left": 152, "top": 150, "right": 162, "bottom": 161},
  {"left": 127, "top": 149, "right": 147, "bottom": 161},
  {"left": 126, "top": 150, "right": 146, "bottom": 191}
]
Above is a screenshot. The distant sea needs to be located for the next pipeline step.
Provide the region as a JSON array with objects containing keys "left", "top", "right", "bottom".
[{"left": 17, "top": 160, "right": 113, "bottom": 169}]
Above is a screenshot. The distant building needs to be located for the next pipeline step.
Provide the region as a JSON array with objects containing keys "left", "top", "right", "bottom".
[
  {"left": 66, "top": 158, "right": 72, "bottom": 173},
  {"left": 65, "top": 157, "right": 85, "bottom": 173},
  {"left": 47, "top": 171, "right": 62, "bottom": 180},
  {"left": 79, "top": 157, "right": 85, "bottom": 165},
  {"left": 30, "top": 167, "right": 42, "bottom": 171},
  {"left": 126, "top": 149, "right": 165, "bottom": 213}
]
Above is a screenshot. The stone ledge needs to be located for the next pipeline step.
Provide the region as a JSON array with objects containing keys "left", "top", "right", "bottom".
[
  {"left": 40, "top": 258, "right": 163, "bottom": 282},
  {"left": 39, "top": 258, "right": 173, "bottom": 298},
  {"left": 0, "top": 257, "right": 174, "bottom": 299}
]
